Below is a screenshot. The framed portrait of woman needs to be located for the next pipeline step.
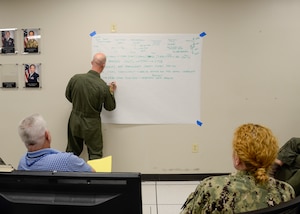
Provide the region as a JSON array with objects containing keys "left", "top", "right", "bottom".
[
  {"left": 23, "top": 28, "right": 40, "bottom": 54},
  {"left": 24, "top": 63, "right": 41, "bottom": 88}
]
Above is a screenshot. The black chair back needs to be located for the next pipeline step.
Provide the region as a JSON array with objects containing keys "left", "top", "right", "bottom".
[{"left": 240, "top": 195, "right": 300, "bottom": 214}]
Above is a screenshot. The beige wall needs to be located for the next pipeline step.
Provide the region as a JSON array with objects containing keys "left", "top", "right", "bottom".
[{"left": 0, "top": 0, "right": 299, "bottom": 173}]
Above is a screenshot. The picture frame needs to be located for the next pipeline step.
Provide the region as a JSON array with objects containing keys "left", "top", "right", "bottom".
[
  {"left": 23, "top": 63, "right": 41, "bottom": 88},
  {"left": 0, "top": 64, "right": 18, "bottom": 88},
  {"left": 0, "top": 28, "right": 17, "bottom": 54},
  {"left": 22, "top": 28, "right": 40, "bottom": 54}
]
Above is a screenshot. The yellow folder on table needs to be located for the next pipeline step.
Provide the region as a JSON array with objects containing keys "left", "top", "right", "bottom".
[{"left": 87, "top": 156, "right": 112, "bottom": 172}]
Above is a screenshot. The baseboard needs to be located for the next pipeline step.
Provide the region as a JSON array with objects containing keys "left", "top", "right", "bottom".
[{"left": 141, "top": 173, "right": 229, "bottom": 181}]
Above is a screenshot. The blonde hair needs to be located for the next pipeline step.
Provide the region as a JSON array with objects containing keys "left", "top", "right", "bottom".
[{"left": 232, "top": 123, "right": 279, "bottom": 184}]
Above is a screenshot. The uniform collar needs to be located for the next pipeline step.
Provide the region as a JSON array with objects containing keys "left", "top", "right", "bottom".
[{"left": 88, "top": 70, "right": 101, "bottom": 78}]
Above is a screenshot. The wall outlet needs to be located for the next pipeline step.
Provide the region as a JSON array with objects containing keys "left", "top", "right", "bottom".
[
  {"left": 111, "top": 24, "right": 117, "bottom": 33},
  {"left": 192, "top": 144, "right": 199, "bottom": 153}
]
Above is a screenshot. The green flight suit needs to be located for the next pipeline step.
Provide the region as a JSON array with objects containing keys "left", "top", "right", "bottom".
[
  {"left": 65, "top": 70, "right": 116, "bottom": 160},
  {"left": 275, "top": 137, "right": 300, "bottom": 196}
]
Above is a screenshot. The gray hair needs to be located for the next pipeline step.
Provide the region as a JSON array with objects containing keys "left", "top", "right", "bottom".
[{"left": 18, "top": 113, "right": 47, "bottom": 147}]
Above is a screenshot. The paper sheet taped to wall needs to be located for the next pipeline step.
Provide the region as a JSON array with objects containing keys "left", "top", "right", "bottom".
[{"left": 92, "top": 34, "right": 203, "bottom": 124}]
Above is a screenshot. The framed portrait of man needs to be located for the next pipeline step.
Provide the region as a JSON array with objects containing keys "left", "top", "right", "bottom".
[
  {"left": 23, "top": 28, "right": 40, "bottom": 54},
  {"left": 1, "top": 28, "right": 17, "bottom": 54},
  {"left": 24, "top": 63, "right": 41, "bottom": 88}
]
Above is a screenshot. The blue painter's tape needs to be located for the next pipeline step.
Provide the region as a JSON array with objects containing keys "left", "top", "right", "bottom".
[
  {"left": 196, "top": 120, "right": 203, "bottom": 126},
  {"left": 199, "top": 32, "right": 207, "bottom": 37},
  {"left": 89, "top": 31, "right": 96, "bottom": 37}
]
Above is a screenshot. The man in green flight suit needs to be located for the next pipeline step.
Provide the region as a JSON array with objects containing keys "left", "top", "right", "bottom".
[{"left": 65, "top": 52, "right": 117, "bottom": 160}]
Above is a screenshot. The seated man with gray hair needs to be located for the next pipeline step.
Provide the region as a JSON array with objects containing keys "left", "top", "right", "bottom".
[{"left": 18, "top": 113, "right": 95, "bottom": 172}]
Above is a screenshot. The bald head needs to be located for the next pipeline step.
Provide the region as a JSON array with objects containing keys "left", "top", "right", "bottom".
[{"left": 91, "top": 53, "right": 106, "bottom": 73}]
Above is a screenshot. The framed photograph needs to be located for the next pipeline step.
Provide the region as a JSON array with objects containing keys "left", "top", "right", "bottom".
[
  {"left": 1, "top": 28, "right": 17, "bottom": 54},
  {"left": 0, "top": 64, "right": 18, "bottom": 88},
  {"left": 24, "top": 63, "right": 41, "bottom": 88},
  {"left": 23, "top": 28, "right": 40, "bottom": 54}
]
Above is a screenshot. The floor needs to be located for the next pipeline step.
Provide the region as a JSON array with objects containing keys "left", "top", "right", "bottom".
[{"left": 141, "top": 181, "right": 200, "bottom": 214}]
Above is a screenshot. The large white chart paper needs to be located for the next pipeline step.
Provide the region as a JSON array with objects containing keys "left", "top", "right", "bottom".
[{"left": 92, "top": 34, "right": 202, "bottom": 124}]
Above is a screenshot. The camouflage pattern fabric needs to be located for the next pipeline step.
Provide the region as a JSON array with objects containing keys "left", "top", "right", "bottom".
[
  {"left": 26, "top": 39, "right": 38, "bottom": 48},
  {"left": 180, "top": 170, "right": 295, "bottom": 214}
]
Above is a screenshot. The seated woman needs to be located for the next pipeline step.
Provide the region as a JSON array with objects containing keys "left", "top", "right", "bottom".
[{"left": 180, "top": 123, "right": 295, "bottom": 214}]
